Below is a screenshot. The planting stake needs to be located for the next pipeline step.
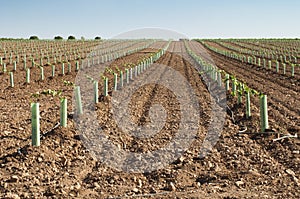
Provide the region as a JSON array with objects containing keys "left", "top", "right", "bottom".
[
  {"left": 232, "top": 78, "right": 236, "bottom": 96},
  {"left": 31, "top": 103, "right": 40, "bottom": 146},
  {"left": 60, "top": 98, "right": 67, "bottom": 127},
  {"left": 268, "top": 60, "right": 272, "bottom": 69},
  {"left": 225, "top": 74, "right": 230, "bottom": 91},
  {"left": 52, "top": 65, "right": 55, "bottom": 77},
  {"left": 260, "top": 95, "right": 269, "bottom": 132},
  {"left": 75, "top": 86, "right": 83, "bottom": 115},
  {"left": 40, "top": 67, "right": 44, "bottom": 81},
  {"left": 130, "top": 68, "right": 133, "bottom": 80},
  {"left": 237, "top": 90, "right": 242, "bottom": 105},
  {"left": 75, "top": 61, "right": 79, "bottom": 71},
  {"left": 26, "top": 68, "right": 30, "bottom": 83},
  {"left": 114, "top": 74, "right": 118, "bottom": 91},
  {"left": 126, "top": 69, "right": 129, "bottom": 84},
  {"left": 94, "top": 81, "right": 98, "bottom": 104},
  {"left": 120, "top": 71, "right": 123, "bottom": 88},
  {"left": 62, "top": 63, "right": 65, "bottom": 75},
  {"left": 10, "top": 72, "right": 14, "bottom": 87},
  {"left": 3, "top": 63, "right": 6, "bottom": 73},
  {"left": 246, "top": 91, "right": 251, "bottom": 118},
  {"left": 138, "top": 65, "right": 141, "bottom": 75},
  {"left": 142, "top": 62, "right": 145, "bottom": 72},
  {"left": 104, "top": 77, "right": 108, "bottom": 96}
]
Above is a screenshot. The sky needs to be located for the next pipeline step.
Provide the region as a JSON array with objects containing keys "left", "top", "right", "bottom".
[{"left": 0, "top": 0, "right": 299, "bottom": 39}]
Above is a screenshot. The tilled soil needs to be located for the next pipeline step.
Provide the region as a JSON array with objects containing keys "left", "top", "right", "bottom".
[
  {"left": 190, "top": 41, "right": 300, "bottom": 133},
  {"left": 189, "top": 40, "right": 300, "bottom": 192},
  {"left": 0, "top": 41, "right": 299, "bottom": 199}
]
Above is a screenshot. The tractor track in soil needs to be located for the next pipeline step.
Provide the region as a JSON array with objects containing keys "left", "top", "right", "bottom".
[{"left": 95, "top": 46, "right": 181, "bottom": 153}]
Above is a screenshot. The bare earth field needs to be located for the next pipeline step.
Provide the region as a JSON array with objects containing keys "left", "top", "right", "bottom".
[{"left": 0, "top": 41, "right": 299, "bottom": 198}]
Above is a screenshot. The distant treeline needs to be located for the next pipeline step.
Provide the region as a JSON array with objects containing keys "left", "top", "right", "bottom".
[
  {"left": 0, "top": 36, "right": 102, "bottom": 40},
  {"left": 0, "top": 38, "right": 26, "bottom": 41}
]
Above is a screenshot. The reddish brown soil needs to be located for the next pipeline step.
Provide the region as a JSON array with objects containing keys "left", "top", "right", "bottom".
[
  {"left": 0, "top": 41, "right": 299, "bottom": 199},
  {"left": 190, "top": 40, "right": 300, "bottom": 192}
]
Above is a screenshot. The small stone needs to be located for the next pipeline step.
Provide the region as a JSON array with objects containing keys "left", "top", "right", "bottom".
[
  {"left": 74, "top": 182, "right": 81, "bottom": 190},
  {"left": 208, "top": 161, "right": 213, "bottom": 168},
  {"left": 214, "top": 164, "right": 221, "bottom": 172},
  {"left": 292, "top": 150, "right": 299, "bottom": 154},
  {"left": 61, "top": 189, "right": 67, "bottom": 195},
  {"left": 133, "top": 176, "right": 137, "bottom": 182},
  {"left": 116, "top": 144, "right": 121, "bottom": 150},
  {"left": 69, "top": 192, "right": 76, "bottom": 197},
  {"left": 132, "top": 188, "right": 139, "bottom": 193},
  {"left": 169, "top": 182, "right": 176, "bottom": 191},
  {"left": 10, "top": 175, "right": 19, "bottom": 183},
  {"left": 93, "top": 182, "right": 100, "bottom": 188},
  {"left": 292, "top": 176, "right": 299, "bottom": 186},
  {"left": 286, "top": 169, "right": 295, "bottom": 176},
  {"left": 178, "top": 156, "right": 185, "bottom": 163},
  {"left": 249, "top": 169, "right": 260, "bottom": 176},
  {"left": 235, "top": 181, "right": 244, "bottom": 187},
  {"left": 37, "top": 157, "right": 43, "bottom": 162},
  {"left": 186, "top": 150, "right": 193, "bottom": 154},
  {"left": 149, "top": 187, "right": 157, "bottom": 193},
  {"left": 137, "top": 179, "right": 142, "bottom": 188},
  {"left": 113, "top": 175, "right": 120, "bottom": 180}
]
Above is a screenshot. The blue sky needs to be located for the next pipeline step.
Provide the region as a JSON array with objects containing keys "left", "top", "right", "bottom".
[{"left": 1, "top": 0, "right": 299, "bottom": 39}]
